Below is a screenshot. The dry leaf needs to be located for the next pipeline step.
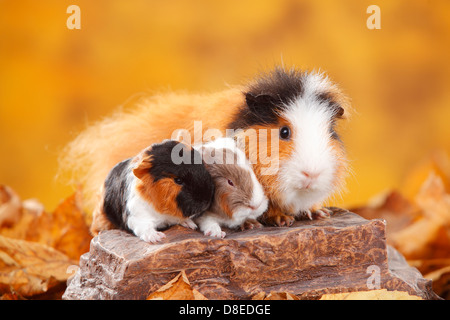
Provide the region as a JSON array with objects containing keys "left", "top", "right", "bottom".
[
  {"left": 22, "top": 199, "right": 45, "bottom": 213},
  {"left": 0, "top": 205, "right": 42, "bottom": 242},
  {"left": 0, "top": 189, "right": 92, "bottom": 260},
  {"left": 425, "top": 266, "right": 450, "bottom": 300},
  {"left": 392, "top": 173, "right": 450, "bottom": 260},
  {"left": 319, "top": 289, "right": 422, "bottom": 300},
  {"left": 251, "top": 292, "right": 267, "bottom": 300},
  {"left": 0, "top": 293, "right": 22, "bottom": 300},
  {"left": 45, "top": 191, "right": 92, "bottom": 260},
  {"left": 0, "top": 187, "right": 91, "bottom": 299},
  {"left": 264, "top": 292, "right": 299, "bottom": 300},
  {"left": 0, "top": 185, "right": 23, "bottom": 228},
  {"left": 146, "top": 271, "right": 207, "bottom": 300},
  {"left": 0, "top": 235, "right": 74, "bottom": 298},
  {"left": 415, "top": 172, "right": 450, "bottom": 223},
  {"left": 353, "top": 172, "right": 450, "bottom": 260},
  {"left": 401, "top": 151, "right": 450, "bottom": 200},
  {"left": 350, "top": 170, "right": 450, "bottom": 299},
  {"left": 409, "top": 258, "right": 450, "bottom": 275},
  {"left": 352, "top": 191, "right": 421, "bottom": 241}
]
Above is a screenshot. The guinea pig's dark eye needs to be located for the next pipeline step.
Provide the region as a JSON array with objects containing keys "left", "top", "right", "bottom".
[
  {"left": 174, "top": 177, "right": 183, "bottom": 185},
  {"left": 279, "top": 126, "right": 291, "bottom": 140},
  {"left": 227, "top": 179, "right": 235, "bottom": 187}
]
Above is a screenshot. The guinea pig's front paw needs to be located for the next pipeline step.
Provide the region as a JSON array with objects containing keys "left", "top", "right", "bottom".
[
  {"left": 301, "top": 207, "right": 333, "bottom": 220},
  {"left": 204, "top": 225, "right": 226, "bottom": 239},
  {"left": 240, "top": 218, "right": 263, "bottom": 231},
  {"left": 139, "top": 230, "right": 166, "bottom": 243},
  {"left": 181, "top": 218, "right": 198, "bottom": 230},
  {"left": 264, "top": 213, "right": 295, "bottom": 227}
]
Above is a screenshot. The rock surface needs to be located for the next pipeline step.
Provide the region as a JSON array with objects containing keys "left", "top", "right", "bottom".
[{"left": 63, "top": 210, "right": 440, "bottom": 300}]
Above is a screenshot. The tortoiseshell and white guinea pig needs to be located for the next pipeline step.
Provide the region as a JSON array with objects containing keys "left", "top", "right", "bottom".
[
  {"left": 64, "top": 66, "right": 350, "bottom": 228},
  {"left": 90, "top": 140, "right": 215, "bottom": 243},
  {"left": 192, "top": 137, "right": 268, "bottom": 238},
  {"left": 234, "top": 69, "right": 350, "bottom": 226}
]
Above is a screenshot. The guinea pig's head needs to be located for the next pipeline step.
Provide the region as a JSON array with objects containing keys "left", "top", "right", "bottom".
[
  {"left": 201, "top": 143, "right": 268, "bottom": 222},
  {"left": 132, "top": 140, "right": 214, "bottom": 219},
  {"left": 228, "top": 67, "right": 350, "bottom": 212}
]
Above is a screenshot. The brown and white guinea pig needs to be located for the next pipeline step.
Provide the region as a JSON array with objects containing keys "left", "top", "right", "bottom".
[
  {"left": 192, "top": 137, "right": 268, "bottom": 238},
  {"left": 90, "top": 140, "right": 215, "bottom": 243},
  {"left": 62, "top": 66, "right": 350, "bottom": 228}
]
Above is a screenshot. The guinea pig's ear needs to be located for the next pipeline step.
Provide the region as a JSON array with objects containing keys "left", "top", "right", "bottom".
[
  {"left": 132, "top": 151, "right": 153, "bottom": 179},
  {"left": 334, "top": 105, "right": 345, "bottom": 119},
  {"left": 245, "top": 92, "right": 274, "bottom": 111}
]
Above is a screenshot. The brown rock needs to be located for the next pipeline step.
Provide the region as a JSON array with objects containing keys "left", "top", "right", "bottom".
[{"left": 63, "top": 210, "right": 440, "bottom": 300}]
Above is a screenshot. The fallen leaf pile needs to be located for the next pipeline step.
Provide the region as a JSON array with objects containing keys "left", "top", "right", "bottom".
[
  {"left": 352, "top": 158, "right": 450, "bottom": 300},
  {"left": 318, "top": 289, "right": 422, "bottom": 300},
  {"left": 145, "top": 271, "right": 423, "bottom": 300},
  {"left": 0, "top": 186, "right": 92, "bottom": 299},
  {"left": 146, "top": 271, "right": 207, "bottom": 300},
  {"left": 145, "top": 270, "right": 306, "bottom": 300}
]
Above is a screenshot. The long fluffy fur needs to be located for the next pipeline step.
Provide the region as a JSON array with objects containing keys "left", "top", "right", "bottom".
[
  {"left": 61, "top": 67, "right": 351, "bottom": 225},
  {"left": 61, "top": 89, "right": 244, "bottom": 211}
]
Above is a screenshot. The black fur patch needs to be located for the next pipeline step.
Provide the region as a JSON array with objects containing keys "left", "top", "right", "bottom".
[
  {"left": 316, "top": 92, "right": 344, "bottom": 141},
  {"left": 228, "top": 68, "right": 305, "bottom": 129},
  {"left": 228, "top": 68, "right": 345, "bottom": 143},
  {"left": 102, "top": 141, "right": 214, "bottom": 232},
  {"left": 103, "top": 159, "right": 133, "bottom": 232},
  {"left": 316, "top": 92, "right": 344, "bottom": 119},
  {"left": 147, "top": 141, "right": 215, "bottom": 218}
]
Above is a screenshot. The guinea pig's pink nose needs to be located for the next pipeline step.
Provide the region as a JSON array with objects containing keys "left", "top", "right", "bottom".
[
  {"left": 248, "top": 201, "right": 262, "bottom": 211},
  {"left": 301, "top": 171, "right": 320, "bottom": 179}
]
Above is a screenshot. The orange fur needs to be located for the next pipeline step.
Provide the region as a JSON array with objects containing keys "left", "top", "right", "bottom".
[
  {"left": 132, "top": 148, "right": 153, "bottom": 179},
  {"left": 262, "top": 201, "right": 295, "bottom": 226},
  {"left": 90, "top": 185, "right": 115, "bottom": 235},
  {"left": 136, "top": 175, "right": 184, "bottom": 218},
  {"left": 90, "top": 206, "right": 115, "bottom": 236},
  {"left": 238, "top": 121, "right": 297, "bottom": 223},
  {"left": 219, "top": 192, "right": 233, "bottom": 218},
  {"left": 61, "top": 89, "right": 244, "bottom": 211},
  {"left": 133, "top": 147, "right": 185, "bottom": 218},
  {"left": 132, "top": 149, "right": 183, "bottom": 217},
  {"left": 61, "top": 71, "right": 350, "bottom": 226},
  {"left": 329, "top": 138, "right": 348, "bottom": 193}
]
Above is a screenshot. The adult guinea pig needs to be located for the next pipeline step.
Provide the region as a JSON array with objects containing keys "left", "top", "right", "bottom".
[
  {"left": 232, "top": 68, "right": 350, "bottom": 226},
  {"left": 192, "top": 137, "right": 268, "bottom": 238},
  {"left": 90, "top": 140, "right": 215, "bottom": 243},
  {"left": 62, "top": 66, "right": 350, "bottom": 227}
]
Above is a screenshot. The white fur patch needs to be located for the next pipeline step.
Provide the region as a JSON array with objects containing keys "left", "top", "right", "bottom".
[
  {"left": 194, "top": 137, "right": 269, "bottom": 237},
  {"left": 278, "top": 72, "right": 338, "bottom": 213},
  {"left": 125, "top": 174, "right": 183, "bottom": 242},
  {"left": 196, "top": 213, "right": 227, "bottom": 238}
]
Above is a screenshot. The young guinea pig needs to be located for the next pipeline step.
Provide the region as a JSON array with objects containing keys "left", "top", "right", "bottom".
[
  {"left": 192, "top": 137, "right": 268, "bottom": 238},
  {"left": 63, "top": 66, "right": 350, "bottom": 228},
  {"left": 90, "top": 140, "right": 215, "bottom": 243}
]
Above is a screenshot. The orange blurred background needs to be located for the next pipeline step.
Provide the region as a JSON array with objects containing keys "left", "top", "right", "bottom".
[{"left": 1, "top": 0, "right": 450, "bottom": 212}]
